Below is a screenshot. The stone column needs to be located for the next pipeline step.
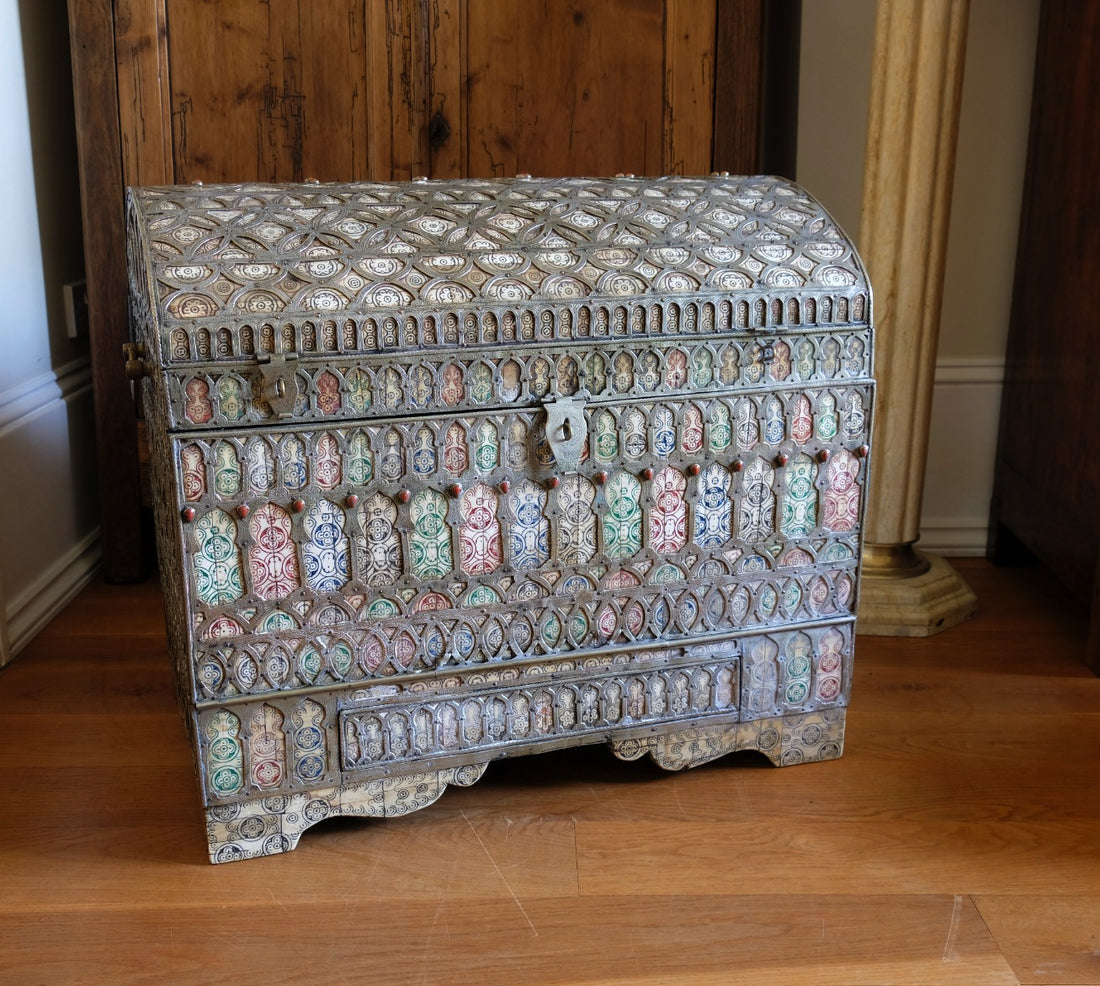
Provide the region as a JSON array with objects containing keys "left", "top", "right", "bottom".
[{"left": 856, "top": 0, "right": 978, "bottom": 635}]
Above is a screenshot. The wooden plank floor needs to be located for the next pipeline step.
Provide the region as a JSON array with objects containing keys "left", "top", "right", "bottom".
[{"left": 1, "top": 559, "right": 1098, "bottom": 985}]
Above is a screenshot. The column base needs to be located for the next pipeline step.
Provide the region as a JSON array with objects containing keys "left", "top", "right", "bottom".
[{"left": 857, "top": 549, "right": 977, "bottom": 637}]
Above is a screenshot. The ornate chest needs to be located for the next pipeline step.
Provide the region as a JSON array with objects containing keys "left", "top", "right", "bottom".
[{"left": 126, "top": 175, "right": 873, "bottom": 863}]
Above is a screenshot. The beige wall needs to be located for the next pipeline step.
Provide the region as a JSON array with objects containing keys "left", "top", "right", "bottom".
[{"left": 797, "top": 0, "right": 1040, "bottom": 554}]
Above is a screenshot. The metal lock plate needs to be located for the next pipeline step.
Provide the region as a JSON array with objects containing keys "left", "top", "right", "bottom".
[
  {"left": 257, "top": 353, "right": 300, "bottom": 418},
  {"left": 544, "top": 396, "right": 588, "bottom": 473}
]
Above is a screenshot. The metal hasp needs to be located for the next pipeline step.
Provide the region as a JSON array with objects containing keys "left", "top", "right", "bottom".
[
  {"left": 543, "top": 396, "right": 588, "bottom": 473},
  {"left": 122, "top": 342, "right": 146, "bottom": 381},
  {"left": 257, "top": 353, "right": 299, "bottom": 418}
]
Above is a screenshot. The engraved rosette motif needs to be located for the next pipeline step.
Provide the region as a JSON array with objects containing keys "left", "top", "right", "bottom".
[{"left": 128, "top": 174, "right": 873, "bottom": 862}]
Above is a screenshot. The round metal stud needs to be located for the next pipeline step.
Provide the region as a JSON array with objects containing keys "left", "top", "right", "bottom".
[
  {"left": 818, "top": 449, "right": 831, "bottom": 463},
  {"left": 235, "top": 504, "right": 250, "bottom": 519},
  {"left": 396, "top": 489, "right": 412, "bottom": 504},
  {"left": 345, "top": 494, "right": 359, "bottom": 508},
  {"left": 642, "top": 467, "right": 655, "bottom": 481},
  {"left": 499, "top": 480, "right": 510, "bottom": 494},
  {"left": 775, "top": 453, "right": 789, "bottom": 467},
  {"left": 857, "top": 444, "right": 870, "bottom": 458},
  {"left": 449, "top": 483, "right": 463, "bottom": 498},
  {"left": 291, "top": 498, "right": 306, "bottom": 513},
  {"left": 732, "top": 459, "right": 744, "bottom": 472},
  {"left": 180, "top": 506, "right": 196, "bottom": 523},
  {"left": 546, "top": 476, "right": 560, "bottom": 490},
  {"left": 595, "top": 470, "right": 609, "bottom": 484},
  {"left": 687, "top": 463, "right": 701, "bottom": 476}
]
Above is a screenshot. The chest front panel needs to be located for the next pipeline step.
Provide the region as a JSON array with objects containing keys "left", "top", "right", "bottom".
[
  {"left": 176, "top": 374, "right": 871, "bottom": 699},
  {"left": 129, "top": 175, "right": 873, "bottom": 861}
]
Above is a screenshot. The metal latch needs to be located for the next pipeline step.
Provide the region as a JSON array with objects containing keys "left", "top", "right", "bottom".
[
  {"left": 257, "top": 353, "right": 300, "bottom": 418},
  {"left": 122, "top": 342, "right": 147, "bottom": 381},
  {"left": 544, "top": 396, "right": 588, "bottom": 473},
  {"left": 752, "top": 339, "right": 776, "bottom": 366}
]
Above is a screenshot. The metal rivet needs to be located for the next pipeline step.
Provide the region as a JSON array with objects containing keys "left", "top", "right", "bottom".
[
  {"left": 546, "top": 476, "right": 560, "bottom": 490},
  {"left": 291, "top": 498, "right": 306, "bottom": 513},
  {"left": 732, "top": 459, "right": 744, "bottom": 472},
  {"left": 235, "top": 504, "right": 250, "bottom": 519},
  {"left": 180, "top": 506, "right": 196, "bottom": 523},
  {"left": 595, "top": 470, "right": 608, "bottom": 484},
  {"left": 687, "top": 463, "right": 701, "bottom": 476},
  {"left": 499, "top": 480, "right": 510, "bottom": 494},
  {"left": 775, "top": 453, "right": 789, "bottom": 467},
  {"left": 818, "top": 449, "right": 831, "bottom": 463},
  {"left": 516, "top": 173, "right": 532, "bottom": 179},
  {"left": 857, "top": 444, "right": 870, "bottom": 458},
  {"left": 642, "top": 467, "right": 655, "bottom": 481},
  {"left": 396, "top": 489, "right": 411, "bottom": 504},
  {"left": 449, "top": 483, "right": 463, "bottom": 498},
  {"left": 345, "top": 494, "right": 359, "bottom": 508}
]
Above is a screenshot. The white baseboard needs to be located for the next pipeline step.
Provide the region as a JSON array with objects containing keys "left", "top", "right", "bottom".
[
  {"left": 0, "top": 354, "right": 100, "bottom": 664},
  {"left": 0, "top": 356, "right": 92, "bottom": 434},
  {"left": 3, "top": 527, "right": 101, "bottom": 663},
  {"left": 920, "top": 356, "right": 1004, "bottom": 558},
  {"left": 928, "top": 356, "right": 1005, "bottom": 386},
  {"left": 918, "top": 518, "right": 990, "bottom": 558}
]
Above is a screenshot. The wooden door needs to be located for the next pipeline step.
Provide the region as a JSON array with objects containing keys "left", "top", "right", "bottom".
[
  {"left": 989, "top": 0, "right": 1100, "bottom": 672},
  {"left": 70, "top": 0, "right": 793, "bottom": 580},
  {"left": 120, "top": 0, "right": 736, "bottom": 183}
]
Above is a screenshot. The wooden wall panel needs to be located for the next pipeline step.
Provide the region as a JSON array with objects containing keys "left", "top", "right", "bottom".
[
  {"left": 114, "top": 0, "right": 172, "bottom": 186},
  {"left": 163, "top": 0, "right": 381, "bottom": 183},
  {"left": 112, "top": 0, "right": 742, "bottom": 185},
  {"left": 713, "top": 0, "right": 763, "bottom": 172},
  {"left": 68, "top": 0, "right": 144, "bottom": 582},
  {"left": 296, "top": 1, "right": 372, "bottom": 180},
  {"left": 427, "top": 0, "right": 466, "bottom": 178},
  {"left": 664, "top": 0, "right": 718, "bottom": 175},
  {"left": 364, "top": 0, "right": 432, "bottom": 179},
  {"left": 464, "top": 0, "right": 667, "bottom": 178}
]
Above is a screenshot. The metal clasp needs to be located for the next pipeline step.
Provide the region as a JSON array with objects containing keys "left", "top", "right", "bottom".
[
  {"left": 544, "top": 396, "right": 588, "bottom": 473},
  {"left": 257, "top": 353, "right": 299, "bottom": 418},
  {"left": 754, "top": 340, "right": 776, "bottom": 366},
  {"left": 122, "top": 342, "right": 147, "bottom": 381}
]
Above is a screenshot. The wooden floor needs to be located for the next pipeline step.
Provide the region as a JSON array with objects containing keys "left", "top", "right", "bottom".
[{"left": 1, "top": 559, "right": 1098, "bottom": 985}]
